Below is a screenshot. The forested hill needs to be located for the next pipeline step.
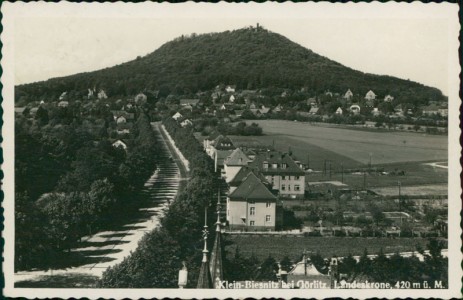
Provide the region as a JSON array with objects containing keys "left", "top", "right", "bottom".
[{"left": 16, "top": 26, "right": 444, "bottom": 103}]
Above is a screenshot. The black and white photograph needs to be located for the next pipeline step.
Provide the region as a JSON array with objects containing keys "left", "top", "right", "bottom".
[{"left": 2, "top": 2, "right": 461, "bottom": 299}]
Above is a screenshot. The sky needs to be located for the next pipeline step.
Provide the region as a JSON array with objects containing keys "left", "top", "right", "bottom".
[{"left": 10, "top": 2, "right": 456, "bottom": 95}]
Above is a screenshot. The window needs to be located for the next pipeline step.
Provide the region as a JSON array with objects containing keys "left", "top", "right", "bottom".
[
  {"left": 295, "top": 176, "right": 300, "bottom": 180},
  {"left": 281, "top": 184, "right": 286, "bottom": 191},
  {"left": 266, "top": 215, "right": 271, "bottom": 222},
  {"left": 263, "top": 161, "right": 269, "bottom": 169},
  {"left": 282, "top": 163, "right": 287, "bottom": 169},
  {"left": 250, "top": 207, "right": 255, "bottom": 215},
  {"left": 282, "top": 175, "right": 286, "bottom": 180},
  {"left": 266, "top": 202, "right": 271, "bottom": 208},
  {"left": 250, "top": 221, "right": 255, "bottom": 226},
  {"left": 295, "top": 185, "right": 300, "bottom": 191},
  {"left": 288, "top": 184, "right": 291, "bottom": 191},
  {"left": 272, "top": 163, "right": 278, "bottom": 169}
]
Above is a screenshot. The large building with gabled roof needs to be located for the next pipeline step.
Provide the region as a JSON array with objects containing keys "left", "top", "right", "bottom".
[
  {"left": 249, "top": 151, "right": 306, "bottom": 199},
  {"left": 223, "top": 148, "right": 251, "bottom": 182},
  {"left": 227, "top": 171, "right": 278, "bottom": 231}
]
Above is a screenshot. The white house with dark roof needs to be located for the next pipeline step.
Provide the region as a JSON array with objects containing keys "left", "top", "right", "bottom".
[
  {"left": 172, "top": 112, "right": 183, "bottom": 120},
  {"left": 344, "top": 89, "right": 353, "bottom": 100},
  {"left": 335, "top": 107, "right": 343, "bottom": 115},
  {"left": 227, "top": 171, "right": 278, "bottom": 231},
  {"left": 180, "top": 118, "right": 193, "bottom": 128},
  {"left": 365, "top": 90, "right": 376, "bottom": 101},
  {"left": 249, "top": 151, "right": 305, "bottom": 199},
  {"left": 112, "top": 139, "right": 128, "bottom": 151},
  {"left": 223, "top": 148, "right": 251, "bottom": 182},
  {"left": 384, "top": 95, "right": 394, "bottom": 102}
]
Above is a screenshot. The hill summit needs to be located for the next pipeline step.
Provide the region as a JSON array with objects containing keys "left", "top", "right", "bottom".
[{"left": 16, "top": 25, "right": 444, "bottom": 104}]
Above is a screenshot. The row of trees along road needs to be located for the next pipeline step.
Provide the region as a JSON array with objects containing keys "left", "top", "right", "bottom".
[
  {"left": 99, "top": 117, "right": 220, "bottom": 288},
  {"left": 15, "top": 109, "right": 159, "bottom": 271}
]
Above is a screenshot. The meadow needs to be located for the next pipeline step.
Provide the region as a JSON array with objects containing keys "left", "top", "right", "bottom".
[
  {"left": 245, "top": 120, "right": 448, "bottom": 168},
  {"left": 224, "top": 235, "right": 444, "bottom": 261},
  {"left": 231, "top": 120, "right": 448, "bottom": 188}
]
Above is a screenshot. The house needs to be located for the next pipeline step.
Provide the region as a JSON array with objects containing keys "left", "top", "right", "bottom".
[
  {"left": 227, "top": 171, "right": 278, "bottom": 231},
  {"left": 15, "top": 107, "right": 26, "bottom": 116},
  {"left": 172, "top": 112, "right": 183, "bottom": 120},
  {"left": 112, "top": 110, "right": 135, "bottom": 121},
  {"left": 116, "top": 115, "right": 127, "bottom": 124},
  {"left": 372, "top": 107, "right": 381, "bottom": 116},
  {"left": 343, "top": 89, "right": 353, "bottom": 100},
  {"left": 287, "top": 257, "right": 334, "bottom": 287},
  {"left": 59, "top": 92, "right": 67, "bottom": 100},
  {"left": 180, "top": 99, "right": 200, "bottom": 107},
  {"left": 58, "top": 101, "right": 69, "bottom": 108},
  {"left": 335, "top": 107, "right": 343, "bottom": 115},
  {"left": 438, "top": 107, "right": 448, "bottom": 117},
  {"left": 225, "top": 85, "right": 236, "bottom": 93},
  {"left": 180, "top": 119, "right": 193, "bottom": 128},
  {"left": 250, "top": 109, "right": 262, "bottom": 118},
  {"left": 309, "top": 107, "right": 319, "bottom": 115},
  {"left": 259, "top": 106, "right": 270, "bottom": 115},
  {"left": 384, "top": 95, "right": 394, "bottom": 102},
  {"left": 203, "top": 131, "right": 221, "bottom": 156},
  {"left": 229, "top": 95, "right": 236, "bottom": 103},
  {"left": 273, "top": 104, "right": 284, "bottom": 113},
  {"left": 116, "top": 123, "right": 133, "bottom": 135},
  {"left": 365, "top": 90, "right": 376, "bottom": 101},
  {"left": 29, "top": 107, "right": 39, "bottom": 117},
  {"left": 112, "top": 139, "right": 128, "bottom": 151},
  {"left": 228, "top": 166, "right": 266, "bottom": 193},
  {"left": 223, "top": 148, "right": 251, "bottom": 182},
  {"left": 98, "top": 89, "right": 108, "bottom": 99},
  {"left": 249, "top": 151, "right": 306, "bottom": 199},
  {"left": 208, "top": 135, "right": 236, "bottom": 172},
  {"left": 135, "top": 93, "right": 147, "bottom": 104},
  {"left": 422, "top": 105, "right": 440, "bottom": 116},
  {"left": 220, "top": 104, "right": 227, "bottom": 111},
  {"left": 307, "top": 98, "right": 318, "bottom": 107},
  {"left": 349, "top": 104, "right": 361, "bottom": 115}
]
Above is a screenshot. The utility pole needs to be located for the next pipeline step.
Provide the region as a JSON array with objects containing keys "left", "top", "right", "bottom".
[
  {"left": 329, "top": 161, "right": 332, "bottom": 180},
  {"left": 398, "top": 180, "right": 402, "bottom": 213},
  {"left": 363, "top": 171, "right": 366, "bottom": 190},
  {"left": 341, "top": 163, "right": 344, "bottom": 184}
]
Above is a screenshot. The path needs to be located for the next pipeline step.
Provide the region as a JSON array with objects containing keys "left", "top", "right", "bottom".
[{"left": 14, "top": 123, "right": 187, "bottom": 287}]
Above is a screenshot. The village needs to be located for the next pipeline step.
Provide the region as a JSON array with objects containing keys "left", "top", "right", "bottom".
[{"left": 14, "top": 83, "right": 449, "bottom": 241}]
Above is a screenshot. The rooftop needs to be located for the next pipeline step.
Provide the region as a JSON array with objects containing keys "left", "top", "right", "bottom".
[
  {"left": 249, "top": 151, "right": 305, "bottom": 175},
  {"left": 229, "top": 172, "right": 276, "bottom": 201}
]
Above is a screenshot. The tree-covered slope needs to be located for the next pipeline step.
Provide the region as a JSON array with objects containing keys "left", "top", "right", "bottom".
[{"left": 15, "top": 26, "right": 444, "bottom": 103}]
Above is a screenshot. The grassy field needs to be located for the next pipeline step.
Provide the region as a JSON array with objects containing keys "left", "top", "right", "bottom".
[
  {"left": 246, "top": 120, "right": 447, "bottom": 167},
  {"left": 230, "top": 120, "right": 448, "bottom": 188},
  {"left": 224, "top": 235, "right": 445, "bottom": 261}
]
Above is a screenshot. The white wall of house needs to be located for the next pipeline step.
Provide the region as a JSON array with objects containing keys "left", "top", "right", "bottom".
[
  {"left": 227, "top": 199, "right": 276, "bottom": 230},
  {"left": 267, "top": 174, "right": 305, "bottom": 198},
  {"left": 224, "top": 165, "right": 243, "bottom": 183}
]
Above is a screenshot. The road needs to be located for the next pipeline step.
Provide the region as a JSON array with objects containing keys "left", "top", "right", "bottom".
[{"left": 14, "top": 123, "right": 187, "bottom": 288}]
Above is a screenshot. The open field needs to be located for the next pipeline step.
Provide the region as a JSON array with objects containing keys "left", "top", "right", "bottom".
[
  {"left": 224, "top": 235, "right": 446, "bottom": 261},
  {"left": 246, "top": 120, "right": 447, "bottom": 168}
]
